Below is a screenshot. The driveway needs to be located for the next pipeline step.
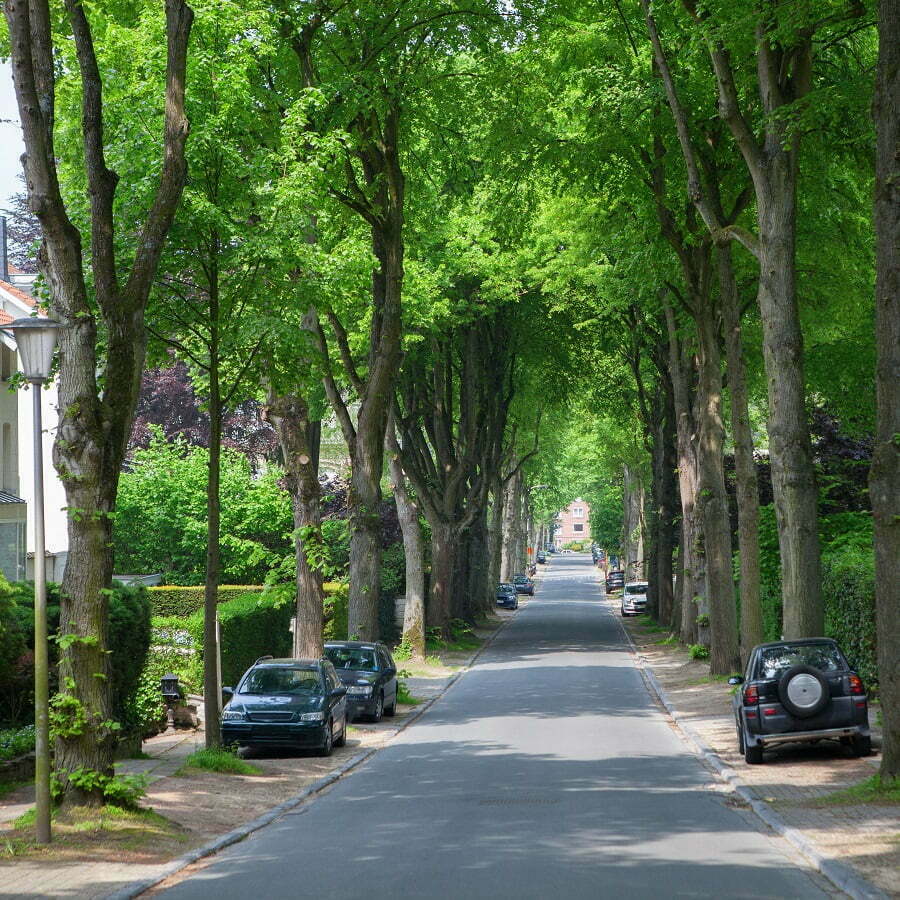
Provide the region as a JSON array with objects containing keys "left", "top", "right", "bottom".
[{"left": 158, "top": 556, "right": 834, "bottom": 899}]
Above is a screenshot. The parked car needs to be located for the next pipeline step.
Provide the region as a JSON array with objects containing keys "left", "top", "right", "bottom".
[
  {"left": 324, "top": 641, "right": 398, "bottom": 723},
  {"left": 513, "top": 574, "right": 535, "bottom": 595},
  {"left": 730, "top": 638, "right": 871, "bottom": 765},
  {"left": 606, "top": 570, "right": 625, "bottom": 593},
  {"left": 221, "top": 657, "right": 347, "bottom": 756},
  {"left": 496, "top": 583, "right": 518, "bottom": 609},
  {"left": 536, "top": 553, "right": 546, "bottom": 565},
  {"left": 620, "top": 582, "right": 648, "bottom": 616}
]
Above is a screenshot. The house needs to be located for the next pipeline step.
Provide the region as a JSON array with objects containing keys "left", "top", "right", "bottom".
[
  {"left": 554, "top": 498, "right": 590, "bottom": 548},
  {"left": 0, "top": 219, "right": 69, "bottom": 583}
]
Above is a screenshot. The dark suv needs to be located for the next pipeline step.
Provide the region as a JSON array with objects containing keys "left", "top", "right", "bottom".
[
  {"left": 324, "top": 641, "right": 398, "bottom": 723},
  {"left": 221, "top": 657, "right": 347, "bottom": 756},
  {"left": 730, "top": 639, "right": 871, "bottom": 764},
  {"left": 605, "top": 570, "right": 624, "bottom": 594}
]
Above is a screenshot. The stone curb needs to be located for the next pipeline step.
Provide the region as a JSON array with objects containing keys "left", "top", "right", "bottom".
[
  {"left": 613, "top": 608, "right": 888, "bottom": 900},
  {"left": 109, "top": 612, "right": 515, "bottom": 900}
]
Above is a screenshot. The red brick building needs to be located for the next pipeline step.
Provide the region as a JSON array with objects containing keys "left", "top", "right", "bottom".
[{"left": 554, "top": 498, "right": 590, "bottom": 548}]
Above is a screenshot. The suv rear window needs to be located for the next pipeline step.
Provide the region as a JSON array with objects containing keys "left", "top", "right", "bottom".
[{"left": 755, "top": 643, "right": 845, "bottom": 680}]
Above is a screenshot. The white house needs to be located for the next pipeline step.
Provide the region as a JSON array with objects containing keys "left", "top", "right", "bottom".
[{"left": 0, "top": 251, "right": 69, "bottom": 583}]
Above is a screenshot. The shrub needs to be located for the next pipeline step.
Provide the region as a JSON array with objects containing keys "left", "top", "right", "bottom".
[
  {"left": 688, "top": 644, "right": 710, "bottom": 660},
  {"left": 324, "top": 583, "right": 349, "bottom": 641},
  {"left": 0, "top": 724, "right": 35, "bottom": 760},
  {"left": 147, "top": 585, "right": 265, "bottom": 617},
  {"left": 1, "top": 581, "right": 152, "bottom": 729},
  {"left": 378, "top": 542, "right": 405, "bottom": 643}
]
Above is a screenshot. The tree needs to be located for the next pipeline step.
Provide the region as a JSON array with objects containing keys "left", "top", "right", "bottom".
[
  {"left": 870, "top": 0, "right": 899, "bottom": 780},
  {"left": 4, "top": 0, "right": 193, "bottom": 801}
]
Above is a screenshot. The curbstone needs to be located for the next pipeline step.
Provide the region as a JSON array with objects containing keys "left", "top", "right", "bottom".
[
  {"left": 109, "top": 613, "right": 514, "bottom": 899},
  {"left": 613, "top": 605, "right": 888, "bottom": 900}
]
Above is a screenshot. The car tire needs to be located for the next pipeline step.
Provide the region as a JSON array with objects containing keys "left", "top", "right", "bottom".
[
  {"left": 384, "top": 689, "right": 397, "bottom": 717},
  {"left": 851, "top": 734, "right": 872, "bottom": 757},
  {"left": 371, "top": 692, "right": 384, "bottom": 723},
  {"left": 744, "top": 741, "right": 764, "bottom": 764},
  {"left": 335, "top": 719, "right": 347, "bottom": 747},
  {"left": 319, "top": 721, "right": 334, "bottom": 757},
  {"left": 777, "top": 665, "right": 830, "bottom": 718}
]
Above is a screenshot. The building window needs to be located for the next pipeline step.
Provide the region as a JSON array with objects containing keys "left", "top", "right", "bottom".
[
  {"left": 573, "top": 523, "right": 584, "bottom": 532},
  {"left": 573, "top": 507, "right": 584, "bottom": 517}
]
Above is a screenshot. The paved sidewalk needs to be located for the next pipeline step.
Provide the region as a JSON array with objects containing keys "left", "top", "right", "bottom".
[{"left": 620, "top": 603, "right": 899, "bottom": 898}]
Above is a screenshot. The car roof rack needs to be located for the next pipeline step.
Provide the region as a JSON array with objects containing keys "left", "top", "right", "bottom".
[{"left": 254, "top": 655, "right": 274, "bottom": 664}]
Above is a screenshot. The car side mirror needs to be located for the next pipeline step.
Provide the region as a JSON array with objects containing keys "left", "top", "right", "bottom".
[
  {"left": 727, "top": 676, "right": 744, "bottom": 686},
  {"left": 222, "top": 686, "right": 234, "bottom": 698},
  {"left": 331, "top": 686, "right": 347, "bottom": 698}
]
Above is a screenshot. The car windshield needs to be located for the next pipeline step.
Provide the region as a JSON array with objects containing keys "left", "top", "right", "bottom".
[
  {"left": 755, "top": 643, "right": 845, "bottom": 680},
  {"left": 498, "top": 583, "right": 514, "bottom": 592},
  {"left": 513, "top": 576, "right": 528, "bottom": 583},
  {"left": 325, "top": 648, "right": 377, "bottom": 671},
  {"left": 241, "top": 667, "right": 322, "bottom": 695},
  {"left": 625, "top": 584, "right": 648, "bottom": 595}
]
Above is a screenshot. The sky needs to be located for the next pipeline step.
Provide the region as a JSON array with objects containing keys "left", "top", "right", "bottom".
[{"left": 0, "top": 60, "right": 25, "bottom": 211}]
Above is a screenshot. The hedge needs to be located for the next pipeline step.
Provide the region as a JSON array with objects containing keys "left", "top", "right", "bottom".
[{"left": 147, "top": 585, "right": 265, "bottom": 617}]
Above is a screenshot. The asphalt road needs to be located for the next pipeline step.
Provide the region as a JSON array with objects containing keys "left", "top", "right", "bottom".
[{"left": 160, "top": 556, "right": 831, "bottom": 899}]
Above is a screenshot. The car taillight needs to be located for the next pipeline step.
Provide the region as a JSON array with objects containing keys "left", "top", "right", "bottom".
[
  {"left": 849, "top": 674, "right": 864, "bottom": 695},
  {"left": 743, "top": 685, "right": 759, "bottom": 705}
]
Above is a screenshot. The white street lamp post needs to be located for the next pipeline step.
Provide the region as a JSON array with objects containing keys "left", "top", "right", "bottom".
[{"left": 4, "top": 317, "right": 65, "bottom": 845}]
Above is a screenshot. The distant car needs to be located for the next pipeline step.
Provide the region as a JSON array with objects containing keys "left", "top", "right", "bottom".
[
  {"left": 560, "top": 548, "right": 573, "bottom": 555},
  {"left": 620, "top": 582, "right": 648, "bottom": 616},
  {"left": 221, "top": 657, "right": 347, "bottom": 756},
  {"left": 496, "top": 583, "right": 518, "bottom": 609},
  {"left": 536, "top": 553, "right": 546, "bottom": 564},
  {"left": 606, "top": 570, "right": 625, "bottom": 593},
  {"left": 546, "top": 546, "right": 557, "bottom": 554},
  {"left": 730, "top": 638, "right": 871, "bottom": 765},
  {"left": 324, "top": 641, "right": 398, "bottom": 723},
  {"left": 512, "top": 574, "right": 535, "bottom": 595}
]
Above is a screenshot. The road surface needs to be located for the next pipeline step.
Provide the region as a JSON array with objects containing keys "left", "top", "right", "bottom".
[{"left": 160, "top": 555, "right": 832, "bottom": 899}]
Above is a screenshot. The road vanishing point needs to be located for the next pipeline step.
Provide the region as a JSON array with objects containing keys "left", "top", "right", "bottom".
[{"left": 160, "top": 555, "right": 834, "bottom": 899}]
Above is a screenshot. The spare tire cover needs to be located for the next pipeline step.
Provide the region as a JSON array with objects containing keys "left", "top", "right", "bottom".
[{"left": 777, "top": 665, "right": 830, "bottom": 718}]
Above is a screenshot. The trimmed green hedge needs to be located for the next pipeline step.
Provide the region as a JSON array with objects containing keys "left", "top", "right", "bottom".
[
  {"left": 756, "top": 505, "right": 878, "bottom": 691},
  {"left": 822, "top": 549, "right": 877, "bottom": 688},
  {"left": 147, "top": 585, "right": 265, "bottom": 617}
]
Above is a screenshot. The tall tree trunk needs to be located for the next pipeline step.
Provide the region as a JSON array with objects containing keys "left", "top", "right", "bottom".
[
  {"left": 623, "top": 465, "right": 645, "bottom": 582},
  {"left": 500, "top": 472, "right": 521, "bottom": 581},
  {"left": 466, "top": 509, "right": 491, "bottom": 620},
  {"left": 428, "top": 519, "right": 455, "bottom": 636},
  {"left": 651, "top": 375, "right": 678, "bottom": 626},
  {"left": 6, "top": 0, "right": 194, "bottom": 801},
  {"left": 695, "top": 306, "right": 740, "bottom": 673},
  {"left": 488, "top": 479, "right": 504, "bottom": 600},
  {"left": 203, "top": 352, "right": 223, "bottom": 748},
  {"left": 265, "top": 392, "right": 324, "bottom": 658},
  {"left": 755, "top": 169, "right": 822, "bottom": 638},
  {"left": 387, "top": 431, "right": 425, "bottom": 660},
  {"left": 871, "top": 0, "right": 900, "bottom": 780},
  {"left": 717, "top": 243, "right": 763, "bottom": 656},
  {"left": 665, "top": 305, "right": 700, "bottom": 645}
]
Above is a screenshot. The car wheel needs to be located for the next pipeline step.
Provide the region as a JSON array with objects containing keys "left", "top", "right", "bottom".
[
  {"left": 319, "top": 721, "right": 334, "bottom": 757},
  {"left": 777, "top": 665, "right": 830, "bottom": 718},
  {"left": 851, "top": 734, "right": 872, "bottom": 757},
  {"left": 744, "top": 741, "right": 764, "bottom": 765},
  {"left": 384, "top": 689, "right": 397, "bottom": 717},
  {"left": 335, "top": 718, "right": 347, "bottom": 747},
  {"left": 371, "top": 692, "right": 384, "bottom": 723}
]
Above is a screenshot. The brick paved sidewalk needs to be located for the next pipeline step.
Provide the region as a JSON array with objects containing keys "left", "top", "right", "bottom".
[{"left": 622, "top": 611, "right": 899, "bottom": 898}]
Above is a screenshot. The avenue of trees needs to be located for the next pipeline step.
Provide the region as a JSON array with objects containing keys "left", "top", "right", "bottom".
[{"left": 1, "top": 0, "right": 897, "bottom": 801}]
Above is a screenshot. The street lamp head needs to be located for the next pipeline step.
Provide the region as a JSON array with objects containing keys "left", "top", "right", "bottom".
[{"left": 3, "top": 317, "right": 65, "bottom": 383}]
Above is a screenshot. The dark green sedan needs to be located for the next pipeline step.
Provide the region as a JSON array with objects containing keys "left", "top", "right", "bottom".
[{"left": 221, "top": 657, "right": 348, "bottom": 756}]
